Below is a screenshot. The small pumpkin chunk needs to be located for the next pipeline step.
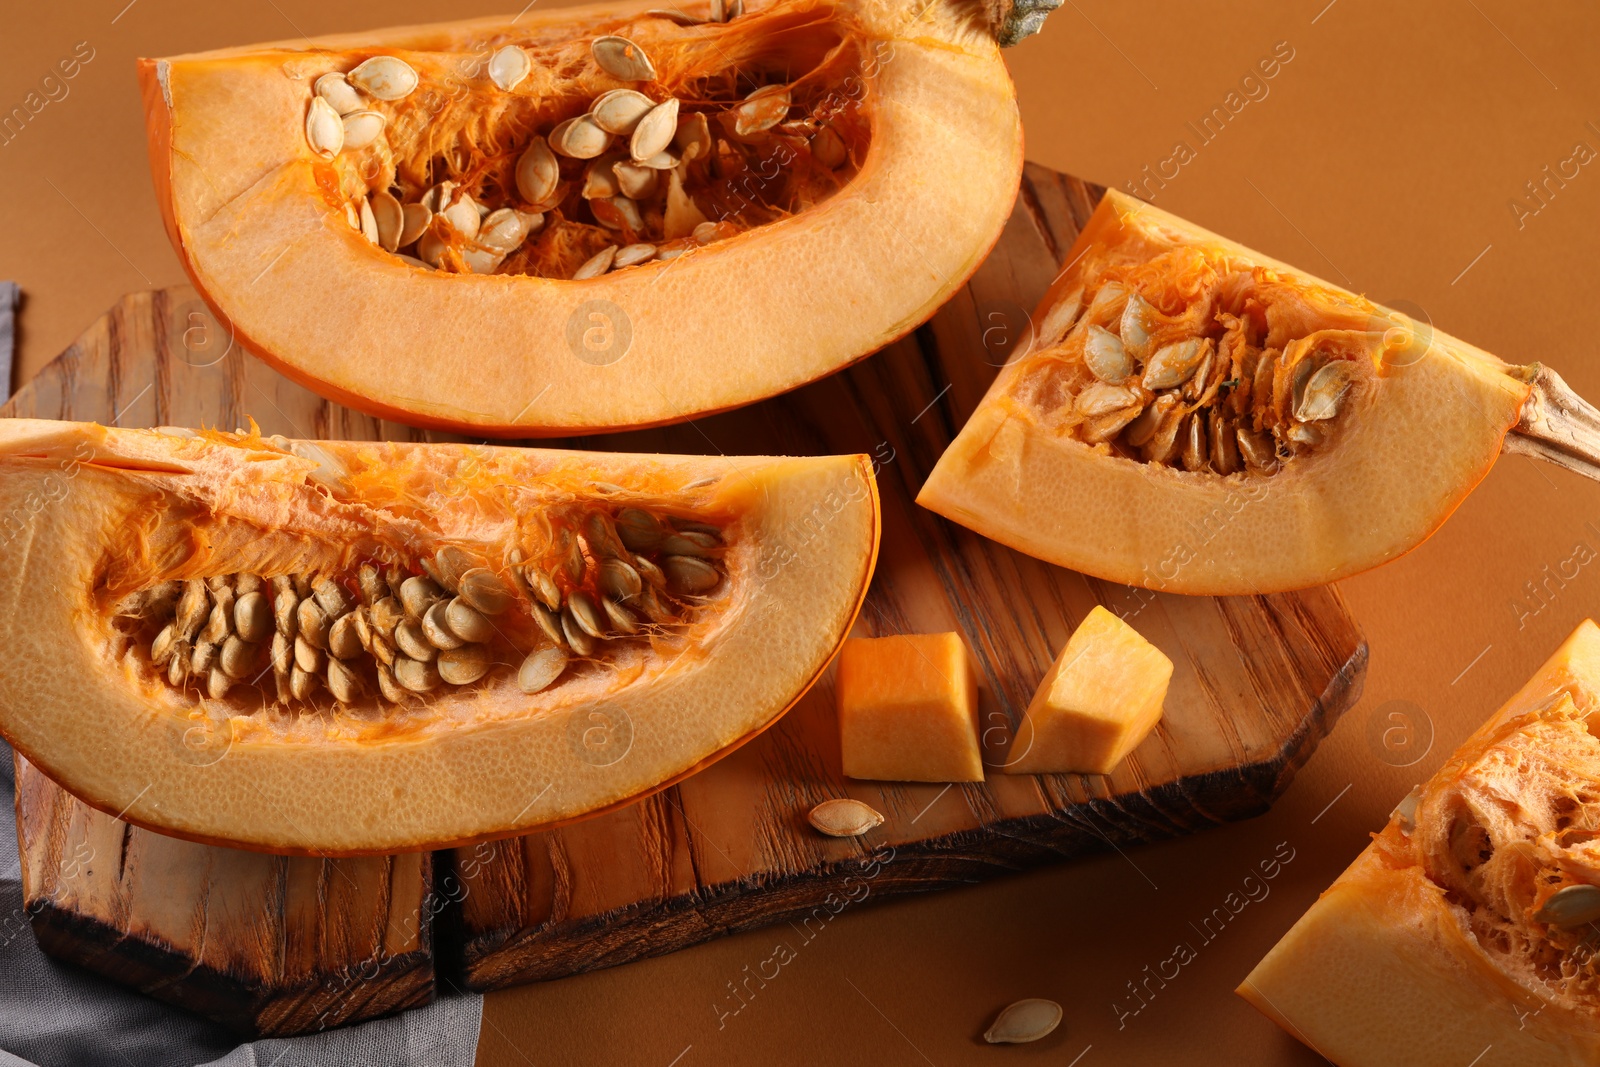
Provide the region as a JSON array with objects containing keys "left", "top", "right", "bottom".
[
  {"left": 1005, "top": 606, "right": 1171, "bottom": 775},
  {"left": 836, "top": 632, "right": 983, "bottom": 783}
]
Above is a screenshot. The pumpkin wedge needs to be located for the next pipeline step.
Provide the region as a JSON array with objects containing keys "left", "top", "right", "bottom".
[
  {"left": 0, "top": 420, "right": 878, "bottom": 855},
  {"left": 137, "top": 0, "right": 1048, "bottom": 436},
  {"left": 1240, "top": 620, "right": 1600, "bottom": 1065},
  {"left": 919, "top": 190, "right": 1600, "bottom": 595}
]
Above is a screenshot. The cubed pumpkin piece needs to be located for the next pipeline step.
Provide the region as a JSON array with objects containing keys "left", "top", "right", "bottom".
[
  {"left": 836, "top": 632, "right": 983, "bottom": 782},
  {"left": 1004, "top": 606, "right": 1172, "bottom": 775}
]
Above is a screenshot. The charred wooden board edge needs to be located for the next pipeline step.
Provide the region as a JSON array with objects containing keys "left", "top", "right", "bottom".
[
  {"left": 458, "top": 636, "right": 1368, "bottom": 991},
  {"left": 15, "top": 755, "right": 441, "bottom": 1038},
  {"left": 26, "top": 899, "right": 436, "bottom": 1037}
]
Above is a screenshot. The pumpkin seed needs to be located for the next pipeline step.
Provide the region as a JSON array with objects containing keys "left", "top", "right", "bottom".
[
  {"left": 295, "top": 598, "right": 328, "bottom": 650},
  {"left": 478, "top": 209, "right": 527, "bottom": 254},
  {"left": 594, "top": 195, "right": 644, "bottom": 232},
  {"left": 327, "top": 612, "right": 364, "bottom": 660},
  {"left": 583, "top": 155, "right": 623, "bottom": 199},
  {"left": 192, "top": 639, "right": 218, "bottom": 676},
  {"left": 394, "top": 655, "right": 441, "bottom": 693},
  {"left": 517, "top": 646, "right": 569, "bottom": 693},
  {"left": 648, "top": 7, "right": 704, "bottom": 22},
  {"left": 440, "top": 193, "right": 481, "bottom": 240},
  {"left": 444, "top": 596, "right": 495, "bottom": 643},
  {"left": 551, "top": 114, "right": 612, "bottom": 159},
  {"left": 219, "top": 635, "right": 256, "bottom": 680},
  {"left": 566, "top": 590, "right": 608, "bottom": 639},
  {"left": 1033, "top": 288, "right": 1083, "bottom": 349},
  {"left": 202, "top": 595, "right": 232, "bottom": 645},
  {"left": 1083, "top": 324, "right": 1132, "bottom": 383},
  {"left": 293, "top": 635, "right": 324, "bottom": 674},
  {"left": 516, "top": 139, "right": 560, "bottom": 205},
  {"left": 1142, "top": 338, "right": 1207, "bottom": 390},
  {"left": 356, "top": 196, "right": 380, "bottom": 245},
  {"left": 613, "top": 242, "right": 658, "bottom": 268},
  {"left": 592, "top": 89, "right": 655, "bottom": 134},
  {"left": 1118, "top": 292, "right": 1156, "bottom": 359},
  {"left": 1122, "top": 394, "right": 1173, "bottom": 449},
  {"left": 808, "top": 798, "right": 884, "bottom": 837},
  {"left": 347, "top": 56, "right": 418, "bottom": 101},
  {"left": 423, "top": 600, "right": 466, "bottom": 650},
  {"left": 376, "top": 662, "right": 407, "bottom": 703},
  {"left": 1210, "top": 411, "right": 1241, "bottom": 476},
  {"left": 369, "top": 191, "right": 404, "bottom": 252},
  {"left": 314, "top": 71, "right": 365, "bottom": 115},
  {"left": 592, "top": 35, "right": 656, "bottom": 81},
  {"left": 457, "top": 568, "right": 513, "bottom": 615},
  {"left": 531, "top": 602, "right": 567, "bottom": 648},
  {"left": 290, "top": 665, "right": 317, "bottom": 701},
  {"left": 438, "top": 644, "right": 491, "bottom": 686},
  {"left": 233, "top": 591, "right": 272, "bottom": 643},
  {"left": 305, "top": 97, "right": 344, "bottom": 158},
  {"left": 1229, "top": 427, "right": 1270, "bottom": 470},
  {"left": 811, "top": 124, "right": 847, "bottom": 169},
  {"left": 311, "top": 578, "right": 350, "bottom": 617},
  {"left": 630, "top": 98, "right": 679, "bottom": 162},
  {"left": 168, "top": 643, "right": 189, "bottom": 687},
  {"left": 573, "top": 245, "right": 618, "bottom": 280},
  {"left": 562, "top": 609, "right": 598, "bottom": 656},
  {"left": 271, "top": 632, "right": 293, "bottom": 674},
  {"left": 429, "top": 546, "right": 473, "bottom": 591},
  {"left": 398, "top": 202, "right": 432, "bottom": 247},
  {"left": 1295, "top": 359, "right": 1355, "bottom": 422},
  {"left": 370, "top": 596, "right": 404, "bottom": 639},
  {"left": 602, "top": 597, "right": 640, "bottom": 634},
  {"left": 1075, "top": 382, "right": 1140, "bottom": 418},
  {"left": 327, "top": 657, "right": 363, "bottom": 702},
  {"left": 1181, "top": 414, "right": 1208, "bottom": 472},
  {"left": 612, "top": 161, "right": 660, "bottom": 200},
  {"left": 1391, "top": 786, "right": 1421, "bottom": 835},
  {"left": 636, "top": 149, "right": 679, "bottom": 170},
  {"left": 400, "top": 575, "right": 442, "bottom": 618},
  {"left": 983, "top": 999, "right": 1062, "bottom": 1044},
  {"left": 734, "top": 84, "right": 789, "bottom": 137},
  {"left": 1538, "top": 884, "right": 1600, "bottom": 927},
  {"left": 207, "top": 667, "right": 234, "bottom": 700},
  {"left": 525, "top": 567, "right": 563, "bottom": 611},
  {"left": 664, "top": 555, "right": 719, "bottom": 595},
  {"left": 659, "top": 530, "right": 719, "bottom": 556},
  {"left": 488, "top": 45, "right": 532, "bottom": 91},
  {"left": 151, "top": 623, "right": 179, "bottom": 666},
  {"left": 599, "top": 557, "right": 643, "bottom": 601},
  {"left": 395, "top": 618, "right": 435, "bottom": 662},
  {"left": 341, "top": 109, "right": 386, "bottom": 150},
  {"left": 235, "top": 574, "right": 262, "bottom": 595}
]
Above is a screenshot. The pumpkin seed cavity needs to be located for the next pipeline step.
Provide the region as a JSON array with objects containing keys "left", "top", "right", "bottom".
[
  {"left": 1012, "top": 252, "right": 1377, "bottom": 475},
  {"left": 115, "top": 505, "right": 727, "bottom": 711},
  {"left": 298, "top": 8, "right": 867, "bottom": 280}
]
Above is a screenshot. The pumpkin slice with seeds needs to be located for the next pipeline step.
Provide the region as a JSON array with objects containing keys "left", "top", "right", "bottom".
[
  {"left": 0, "top": 420, "right": 878, "bottom": 855},
  {"left": 137, "top": 0, "right": 1050, "bottom": 435},
  {"left": 919, "top": 189, "right": 1600, "bottom": 595},
  {"left": 1241, "top": 620, "right": 1600, "bottom": 1065}
]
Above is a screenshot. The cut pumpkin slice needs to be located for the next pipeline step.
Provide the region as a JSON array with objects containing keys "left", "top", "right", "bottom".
[
  {"left": 919, "top": 189, "right": 1600, "bottom": 595},
  {"left": 1240, "top": 620, "right": 1600, "bottom": 1065},
  {"left": 138, "top": 0, "right": 1044, "bottom": 435},
  {"left": 0, "top": 420, "right": 879, "bottom": 855}
]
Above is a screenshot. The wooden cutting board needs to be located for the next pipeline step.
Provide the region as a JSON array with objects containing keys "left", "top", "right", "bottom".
[{"left": 5, "top": 164, "right": 1366, "bottom": 1035}]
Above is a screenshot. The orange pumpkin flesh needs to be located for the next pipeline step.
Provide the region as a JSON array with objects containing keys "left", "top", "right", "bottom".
[
  {"left": 0, "top": 419, "right": 879, "bottom": 855},
  {"left": 918, "top": 190, "right": 1537, "bottom": 595},
  {"left": 138, "top": 0, "right": 1027, "bottom": 436},
  {"left": 1240, "top": 620, "right": 1600, "bottom": 1065}
]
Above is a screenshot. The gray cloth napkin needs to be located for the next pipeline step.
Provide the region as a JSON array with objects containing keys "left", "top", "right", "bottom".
[
  {"left": 0, "top": 741, "right": 483, "bottom": 1067},
  {"left": 0, "top": 283, "right": 16, "bottom": 400}
]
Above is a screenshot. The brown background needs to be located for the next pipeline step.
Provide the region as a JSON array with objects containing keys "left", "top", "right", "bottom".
[{"left": 4, "top": 1, "right": 1599, "bottom": 1063}]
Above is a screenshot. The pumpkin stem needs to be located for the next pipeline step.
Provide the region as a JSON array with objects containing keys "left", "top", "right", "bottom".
[
  {"left": 987, "top": 0, "right": 1062, "bottom": 47},
  {"left": 1505, "top": 364, "right": 1600, "bottom": 481}
]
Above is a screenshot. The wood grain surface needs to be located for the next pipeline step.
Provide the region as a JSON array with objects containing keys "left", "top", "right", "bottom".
[{"left": 5, "top": 164, "right": 1365, "bottom": 1032}]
